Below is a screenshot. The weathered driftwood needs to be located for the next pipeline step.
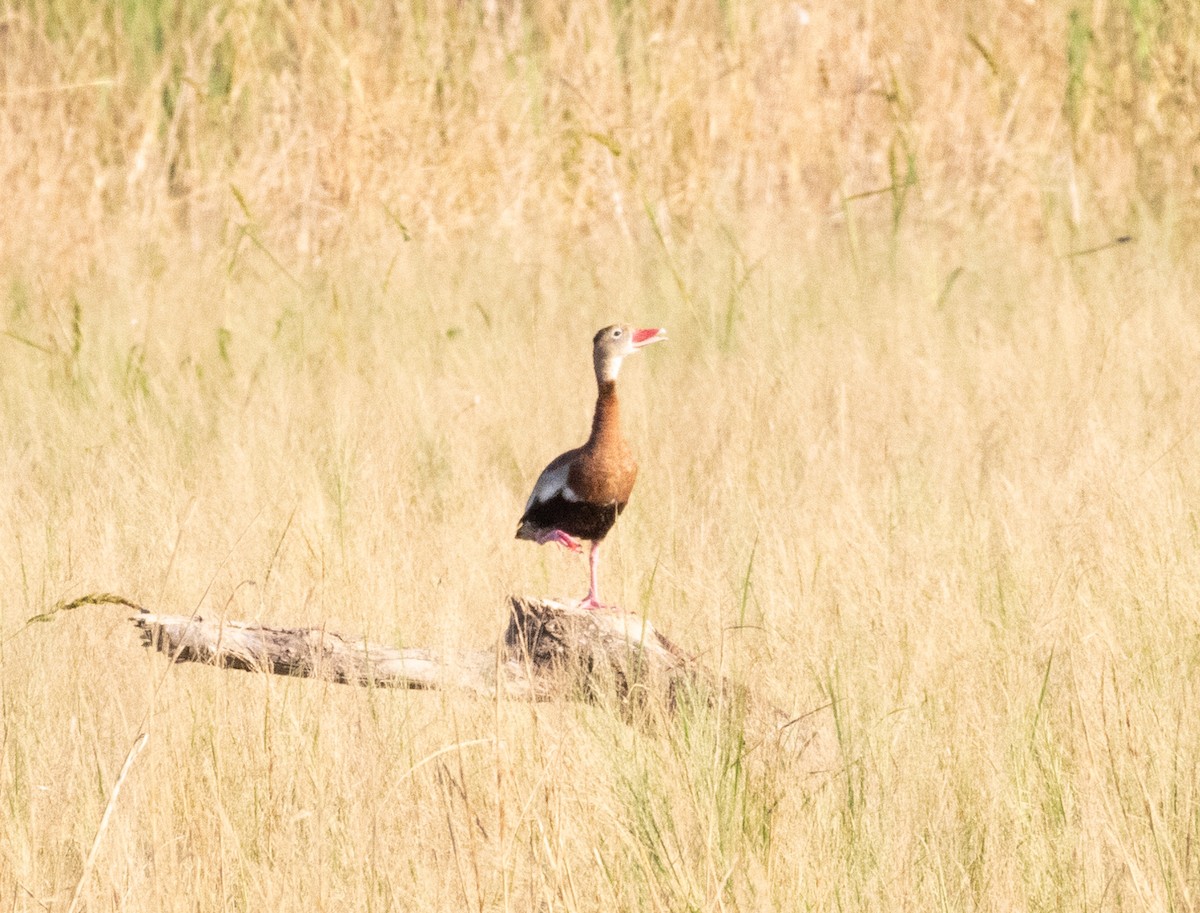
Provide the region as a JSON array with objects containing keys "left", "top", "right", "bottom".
[
  {"left": 132, "top": 597, "right": 694, "bottom": 700},
  {"left": 135, "top": 609, "right": 496, "bottom": 693},
  {"left": 122, "top": 594, "right": 832, "bottom": 764}
]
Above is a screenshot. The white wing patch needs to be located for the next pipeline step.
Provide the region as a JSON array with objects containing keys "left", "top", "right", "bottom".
[{"left": 525, "top": 461, "right": 571, "bottom": 513}]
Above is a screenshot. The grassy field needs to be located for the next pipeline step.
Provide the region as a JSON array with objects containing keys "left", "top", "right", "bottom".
[{"left": 4, "top": 0, "right": 1200, "bottom": 909}]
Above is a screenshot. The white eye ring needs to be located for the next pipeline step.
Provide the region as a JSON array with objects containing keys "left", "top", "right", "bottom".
[{"left": 612, "top": 328, "right": 622, "bottom": 337}]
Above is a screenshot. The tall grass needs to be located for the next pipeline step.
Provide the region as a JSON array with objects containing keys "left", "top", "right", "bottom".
[{"left": 4, "top": 0, "right": 1200, "bottom": 910}]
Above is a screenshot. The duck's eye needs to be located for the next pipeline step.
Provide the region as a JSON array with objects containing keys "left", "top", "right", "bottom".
[{"left": 612, "top": 328, "right": 623, "bottom": 338}]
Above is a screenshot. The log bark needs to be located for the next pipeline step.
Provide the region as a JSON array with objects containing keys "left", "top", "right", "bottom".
[
  {"left": 132, "top": 597, "right": 696, "bottom": 700},
  {"left": 121, "top": 594, "right": 833, "bottom": 765},
  {"left": 134, "top": 610, "right": 498, "bottom": 694}
]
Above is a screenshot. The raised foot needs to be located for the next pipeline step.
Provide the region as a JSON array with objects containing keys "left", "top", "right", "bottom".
[{"left": 535, "top": 529, "right": 582, "bottom": 553}]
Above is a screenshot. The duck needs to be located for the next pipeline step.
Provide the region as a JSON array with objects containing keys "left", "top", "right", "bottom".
[{"left": 516, "top": 324, "right": 666, "bottom": 609}]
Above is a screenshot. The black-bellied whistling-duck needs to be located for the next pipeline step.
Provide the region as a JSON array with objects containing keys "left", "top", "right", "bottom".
[{"left": 517, "top": 324, "right": 666, "bottom": 609}]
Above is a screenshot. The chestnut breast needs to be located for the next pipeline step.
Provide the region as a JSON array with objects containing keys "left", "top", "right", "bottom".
[
  {"left": 568, "top": 380, "right": 637, "bottom": 506},
  {"left": 567, "top": 437, "right": 638, "bottom": 507}
]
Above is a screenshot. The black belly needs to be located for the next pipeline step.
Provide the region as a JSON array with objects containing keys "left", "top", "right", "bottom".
[{"left": 519, "top": 495, "right": 627, "bottom": 542}]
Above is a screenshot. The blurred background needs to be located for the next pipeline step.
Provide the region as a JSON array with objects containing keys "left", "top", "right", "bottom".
[{"left": 3, "top": 2, "right": 1200, "bottom": 910}]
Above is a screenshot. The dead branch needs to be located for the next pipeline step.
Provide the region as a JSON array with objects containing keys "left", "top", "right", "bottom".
[{"left": 119, "top": 594, "right": 834, "bottom": 766}]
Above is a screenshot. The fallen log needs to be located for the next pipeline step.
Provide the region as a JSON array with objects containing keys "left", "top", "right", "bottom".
[
  {"left": 101, "top": 593, "right": 831, "bottom": 765},
  {"left": 132, "top": 596, "right": 698, "bottom": 701},
  {"left": 134, "top": 609, "right": 498, "bottom": 694}
]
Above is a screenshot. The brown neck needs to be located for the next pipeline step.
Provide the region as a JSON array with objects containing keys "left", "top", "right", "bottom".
[{"left": 586, "top": 380, "right": 621, "bottom": 448}]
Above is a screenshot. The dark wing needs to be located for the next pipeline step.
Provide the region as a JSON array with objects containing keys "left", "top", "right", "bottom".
[{"left": 521, "top": 447, "right": 583, "bottom": 520}]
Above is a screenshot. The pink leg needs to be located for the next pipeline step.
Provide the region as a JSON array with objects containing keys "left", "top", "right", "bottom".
[
  {"left": 579, "top": 541, "right": 605, "bottom": 610},
  {"left": 534, "top": 528, "right": 582, "bottom": 553}
]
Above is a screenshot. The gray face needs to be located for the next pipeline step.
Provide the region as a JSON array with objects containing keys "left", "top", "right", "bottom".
[
  {"left": 592, "top": 324, "right": 636, "bottom": 382},
  {"left": 594, "top": 324, "right": 633, "bottom": 356}
]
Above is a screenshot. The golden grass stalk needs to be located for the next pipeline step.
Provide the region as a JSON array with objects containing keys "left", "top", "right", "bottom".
[{"left": 64, "top": 733, "right": 150, "bottom": 913}]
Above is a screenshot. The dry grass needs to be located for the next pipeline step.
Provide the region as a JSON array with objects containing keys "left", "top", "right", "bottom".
[{"left": 3, "top": 0, "right": 1200, "bottom": 910}]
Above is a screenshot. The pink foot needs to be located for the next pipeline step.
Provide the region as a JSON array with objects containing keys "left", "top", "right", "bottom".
[
  {"left": 578, "top": 596, "right": 608, "bottom": 611},
  {"left": 535, "top": 529, "right": 582, "bottom": 553}
]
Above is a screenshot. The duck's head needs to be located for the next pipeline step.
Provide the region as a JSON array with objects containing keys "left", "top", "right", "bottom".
[{"left": 592, "top": 324, "right": 666, "bottom": 383}]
